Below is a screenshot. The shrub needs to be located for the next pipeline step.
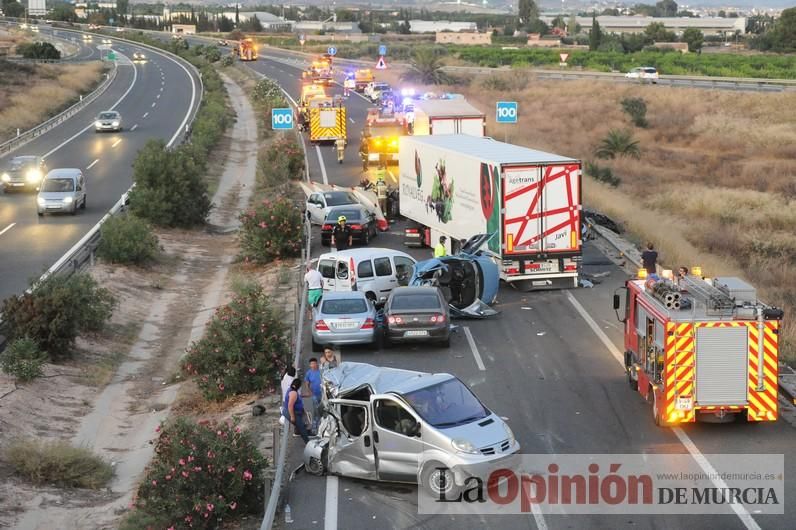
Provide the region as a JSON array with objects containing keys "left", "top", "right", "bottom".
[
  {"left": 97, "top": 215, "right": 159, "bottom": 265},
  {"left": 0, "top": 273, "right": 115, "bottom": 360},
  {"left": 0, "top": 337, "right": 46, "bottom": 382},
  {"left": 257, "top": 134, "right": 304, "bottom": 188},
  {"left": 204, "top": 46, "right": 222, "bottom": 63},
  {"left": 5, "top": 438, "right": 113, "bottom": 488},
  {"left": 251, "top": 77, "right": 284, "bottom": 105},
  {"left": 620, "top": 97, "right": 648, "bottom": 128},
  {"left": 585, "top": 161, "right": 621, "bottom": 187},
  {"left": 17, "top": 41, "right": 61, "bottom": 60},
  {"left": 238, "top": 197, "right": 303, "bottom": 265},
  {"left": 129, "top": 140, "right": 212, "bottom": 228},
  {"left": 595, "top": 129, "right": 641, "bottom": 160},
  {"left": 132, "top": 417, "right": 267, "bottom": 529},
  {"left": 182, "top": 284, "right": 290, "bottom": 400},
  {"left": 220, "top": 55, "right": 234, "bottom": 67}
]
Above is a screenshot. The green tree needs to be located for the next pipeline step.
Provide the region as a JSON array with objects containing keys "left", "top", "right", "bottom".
[
  {"left": 656, "top": 0, "right": 678, "bottom": 17},
  {"left": 401, "top": 48, "right": 451, "bottom": 84},
  {"left": 620, "top": 97, "right": 648, "bottom": 127},
  {"left": 568, "top": 14, "right": 580, "bottom": 35},
  {"left": 17, "top": 42, "right": 61, "bottom": 60},
  {"left": 644, "top": 21, "right": 677, "bottom": 42},
  {"left": 50, "top": 2, "right": 78, "bottom": 22},
  {"left": 595, "top": 129, "right": 641, "bottom": 160},
  {"left": 681, "top": 27, "right": 704, "bottom": 52},
  {"left": 242, "top": 14, "right": 262, "bottom": 32},
  {"left": 2, "top": 0, "right": 24, "bottom": 17},
  {"left": 589, "top": 17, "right": 602, "bottom": 51},
  {"left": 518, "top": 0, "right": 538, "bottom": 26},
  {"left": 116, "top": 0, "right": 128, "bottom": 15}
]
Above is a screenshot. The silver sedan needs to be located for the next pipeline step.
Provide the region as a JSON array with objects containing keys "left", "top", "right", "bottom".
[{"left": 311, "top": 291, "right": 378, "bottom": 352}]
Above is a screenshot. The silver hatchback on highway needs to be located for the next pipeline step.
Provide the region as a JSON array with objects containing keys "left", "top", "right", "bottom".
[
  {"left": 311, "top": 291, "right": 378, "bottom": 352},
  {"left": 94, "top": 110, "right": 122, "bottom": 132},
  {"left": 37, "top": 169, "right": 86, "bottom": 216}
]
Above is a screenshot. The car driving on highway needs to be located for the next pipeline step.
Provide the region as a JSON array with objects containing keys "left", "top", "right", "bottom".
[
  {"left": 94, "top": 110, "right": 122, "bottom": 132},
  {"left": 321, "top": 206, "right": 379, "bottom": 247},
  {"left": 36, "top": 169, "right": 86, "bottom": 216},
  {"left": 101, "top": 38, "right": 111, "bottom": 44},
  {"left": 305, "top": 190, "right": 360, "bottom": 225},
  {"left": 626, "top": 66, "right": 659, "bottom": 83},
  {"left": 82, "top": 34, "right": 93, "bottom": 42},
  {"left": 1, "top": 155, "right": 47, "bottom": 193},
  {"left": 133, "top": 52, "right": 147, "bottom": 62},
  {"left": 383, "top": 287, "right": 451, "bottom": 347},
  {"left": 311, "top": 291, "right": 378, "bottom": 351}
]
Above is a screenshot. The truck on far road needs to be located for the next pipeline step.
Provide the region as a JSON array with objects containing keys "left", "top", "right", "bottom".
[
  {"left": 410, "top": 99, "right": 485, "bottom": 137},
  {"left": 354, "top": 68, "right": 374, "bottom": 92},
  {"left": 237, "top": 38, "right": 257, "bottom": 61},
  {"left": 399, "top": 135, "right": 582, "bottom": 288}
]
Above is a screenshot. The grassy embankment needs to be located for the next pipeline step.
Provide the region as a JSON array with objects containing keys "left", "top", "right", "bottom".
[{"left": 456, "top": 72, "right": 796, "bottom": 360}]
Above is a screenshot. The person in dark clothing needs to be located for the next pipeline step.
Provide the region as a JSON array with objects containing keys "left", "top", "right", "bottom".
[
  {"left": 641, "top": 242, "right": 658, "bottom": 275},
  {"left": 331, "top": 216, "right": 353, "bottom": 250},
  {"left": 283, "top": 378, "right": 310, "bottom": 443}
]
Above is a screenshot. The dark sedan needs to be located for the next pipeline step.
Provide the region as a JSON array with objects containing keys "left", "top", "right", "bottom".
[
  {"left": 383, "top": 286, "right": 451, "bottom": 347},
  {"left": 321, "top": 206, "right": 378, "bottom": 247},
  {"left": 1, "top": 155, "right": 47, "bottom": 192}
]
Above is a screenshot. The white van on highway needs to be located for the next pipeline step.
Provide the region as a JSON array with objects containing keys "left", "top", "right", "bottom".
[{"left": 317, "top": 248, "right": 416, "bottom": 303}]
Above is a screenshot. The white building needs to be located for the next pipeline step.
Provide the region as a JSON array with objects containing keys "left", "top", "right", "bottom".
[
  {"left": 293, "top": 21, "right": 360, "bottom": 33},
  {"left": 220, "top": 11, "right": 293, "bottom": 31},
  {"left": 409, "top": 20, "right": 478, "bottom": 33},
  {"left": 542, "top": 16, "right": 747, "bottom": 36}
]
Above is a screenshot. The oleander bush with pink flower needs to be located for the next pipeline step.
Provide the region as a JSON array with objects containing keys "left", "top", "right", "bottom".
[
  {"left": 181, "top": 284, "right": 289, "bottom": 401},
  {"left": 257, "top": 133, "right": 305, "bottom": 188},
  {"left": 239, "top": 196, "right": 304, "bottom": 264},
  {"left": 128, "top": 417, "right": 267, "bottom": 529}
]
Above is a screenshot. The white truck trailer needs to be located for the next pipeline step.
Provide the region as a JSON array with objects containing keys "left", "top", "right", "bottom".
[
  {"left": 399, "top": 135, "right": 582, "bottom": 288},
  {"left": 410, "top": 99, "right": 485, "bottom": 137}
]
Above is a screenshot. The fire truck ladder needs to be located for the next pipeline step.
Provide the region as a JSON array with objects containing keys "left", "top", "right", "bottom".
[{"left": 679, "top": 275, "right": 735, "bottom": 316}]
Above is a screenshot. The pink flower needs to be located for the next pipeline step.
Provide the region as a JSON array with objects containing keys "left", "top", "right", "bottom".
[
  {"left": 155, "top": 425, "right": 161, "bottom": 433},
  {"left": 165, "top": 475, "right": 172, "bottom": 480},
  {"left": 218, "top": 383, "right": 225, "bottom": 391},
  {"left": 207, "top": 450, "right": 215, "bottom": 459},
  {"left": 207, "top": 503, "right": 215, "bottom": 512},
  {"left": 188, "top": 455, "right": 195, "bottom": 462},
  {"left": 229, "top": 501, "right": 237, "bottom": 510},
  {"left": 248, "top": 367, "right": 256, "bottom": 374},
  {"left": 243, "top": 470, "right": 253, "bottom": 481},
  {"left": 194, "top": 466, "right": 202, "bottom": 472},
  {"left": 179, "top": 458, "right": 186, "bottom": 466},
  {"left": 168, "top": 527, "right": 175, "bottom": 530},
  {"left": 227, "top": 466, "right": 236, "bottom": 472},
  {"left": 235, "top": 426, "right": 242, "bottom": 433},
  {"left": 151, "top": 480, "right": 158, "bottom": 486},
  {"left": 182, "top": 471, "right": 189, "bottom": 478}
]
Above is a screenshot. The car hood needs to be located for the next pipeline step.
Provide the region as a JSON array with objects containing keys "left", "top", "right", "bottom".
[{"left": 430, "top": 412, "right": 511, "bottom": 450}]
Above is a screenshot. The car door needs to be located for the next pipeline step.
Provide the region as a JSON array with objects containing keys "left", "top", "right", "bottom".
[
  {"left": 319, "top": 258, "right": 337, "bottom": 291},
  {"left": 326, "top": 399, "right": 377, "bottom": 480},
  {"left": 370, "top": 395, "right": 423, "bottom": 483},
  {"left": 373, "top": 256, "right": 395, "bottom": 300}
]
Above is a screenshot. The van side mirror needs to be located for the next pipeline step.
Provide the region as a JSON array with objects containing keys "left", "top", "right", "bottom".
[{"left": 613, "top": 294, "right": 620, "bottom": 310}]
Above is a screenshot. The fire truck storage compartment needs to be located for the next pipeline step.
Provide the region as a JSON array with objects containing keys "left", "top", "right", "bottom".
[
  {"left": 695, "top": 326, "right": 748, "bottom": 406},
  {"left": 320, "top": 109, "right": 337, "bottom": 128}
]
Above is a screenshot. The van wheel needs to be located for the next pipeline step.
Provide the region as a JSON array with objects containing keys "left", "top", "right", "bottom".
[
  {"left": 81, "top": 196, "right": 86, "bottom": 210},
  {"left": 421, "top": 462, "right": 460, "bottom": 499},
  {"left": 306, "top": 455, "right": 326, "bottom": 476},
  {"left": 70, "top": 204, "right": 77, "bottom": 215}
]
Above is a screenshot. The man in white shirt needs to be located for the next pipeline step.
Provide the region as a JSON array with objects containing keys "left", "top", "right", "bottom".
[{"left": 305, "top": 265, "right": 324, "bottom": 317}]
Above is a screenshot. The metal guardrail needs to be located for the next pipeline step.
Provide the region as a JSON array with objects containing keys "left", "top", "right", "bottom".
[{"left": 0, "top": 62, "right": 118, "bottom": 158}]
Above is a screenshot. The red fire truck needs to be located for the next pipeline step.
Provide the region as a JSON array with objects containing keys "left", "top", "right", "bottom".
[{"left": 614, "top": 273, "right": 783, "bottom": 425}]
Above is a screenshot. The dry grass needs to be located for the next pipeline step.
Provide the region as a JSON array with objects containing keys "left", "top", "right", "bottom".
[
  {"left": 0, "top": 61, "right": 105, "bottom": 142},
  {"left": 423, "top": 70, "right": 796, "bottom": 360},
  {"left": 4, "top": 438, "right": 113, "bottom": 489}
]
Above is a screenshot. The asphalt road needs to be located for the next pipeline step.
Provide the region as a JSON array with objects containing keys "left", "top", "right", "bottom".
[
  {"left": 243, "top": 54, "right": 796, "bottom": 530},
  {"left": 0, "top": 25, "right": 200, "bottom": 300}
]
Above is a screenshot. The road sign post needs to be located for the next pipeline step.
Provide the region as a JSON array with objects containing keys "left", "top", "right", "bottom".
[
  {"left": 559, "top": 53, "right": 569, "bottom": 67},
  {"left": 496, "top": 101, "right": 518, "bottom": 142},
  {"left": 299, "top": 34, "right": 305, "bottom": 47},
  {"left": 271, "top": 108, "right": 294, "bottom": 130},
  {"left": 378, "top": 44, "right": 387, "bottom": 56},
  {"left": 327, "top": 46, "right": 337, "bottom": 56},
  {"left": 376, "top": 56, "right": 386, "bottom": 70}
]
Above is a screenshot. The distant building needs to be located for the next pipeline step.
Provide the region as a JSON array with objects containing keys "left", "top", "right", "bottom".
[
  {"left": 27, "top": 0, "right": 46, "bottom": 16},
  {"left": 172, "top": 24, "right": 195, "bottom": 35},
  {"left": 221, "top": 11, "right": 293, "bottom": 31},
  {"left": 74, "top": 1, "right": 116, "bottom": 19},
  {"left": 541, "top": 16, "right": 746, "bottom": 36},
  {"left": 293, "top": 21, "right": 359, "bottom": 34},
  {"left": 436, "top": 31, "right": 491, "bottom": 45},
  {"left": 409, "top": 20, "right": 478, "bottom": 33}
]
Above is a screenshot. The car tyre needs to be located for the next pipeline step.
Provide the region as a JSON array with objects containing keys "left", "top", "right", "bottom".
[
  {"left": 70, "top": 203, "right": 77, "bottom": 215},
  {"left": 421, "top": 462, "right": 460, "bottom": 500},
  {"left": 81, "top": 196, "right": 86, "bottom": 210}
]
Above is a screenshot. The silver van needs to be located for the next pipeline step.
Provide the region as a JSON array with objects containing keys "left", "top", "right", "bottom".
[
  {"left": 317, "top": 248, "right": 416, "bottom": 303},
  {"left": 304, "top": 362, "right": 520, "bottom": 496},
  {"left": 37, "top": 168, "right": 87, "bottom": 216}
]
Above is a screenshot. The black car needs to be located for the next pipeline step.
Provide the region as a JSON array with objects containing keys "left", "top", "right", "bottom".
[
  {"left": 321, "top": 205, "right": 378, "bottom": 247},
  {"left": 383, "top": 286, "right": 451, "bottom": 347},
  {"left": 1, "top": 155, "right": 47, "bottom": 193}
]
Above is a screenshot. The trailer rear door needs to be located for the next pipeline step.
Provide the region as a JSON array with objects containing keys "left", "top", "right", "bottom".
[
  {"left": 695, "top": 326, "right": 748, "bottom": 405},
  {"left": 502, "top": 163, "right": 581, "bottom": 256}
]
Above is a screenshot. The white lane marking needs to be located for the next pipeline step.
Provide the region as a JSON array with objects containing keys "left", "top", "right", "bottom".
[
  {"left": 530, "top": 502, "right": 549, "bottom": 530},
  {"left": 151, "top": 102, "right": 156, "bottom": 107},
  {"left": 142, "top": 112, "right": 149, "bottom": 118},
  {"left": 130, "top": 124, "right": 138, "bottom": 131},
  {"left": 164, "top": 50, "right": 197, "bottom": 148},
  {"left": 111, "top": 138, "right": 121, "bottom": 148},
  {"left": 86, "top": 158, "right": 99, "bottom": 169},
  {"left": 324, "top": 475, "right": 338, "bottom": 530},
  {"left": 0, "top": 223, "right": 16, "bottom": 237},
  {"left": 385, "top": 169, "right": 398, "bottom": 184},
  {"left": 463, "top": 327, "right": 486, "bottom": 371},
  {"left": 349, "top": 117, "right": 355, "bottom": 124},
  {"left": 565, "top": 292, "right": 624, "bottom": 365},
  {"left": 566, "top": 291, "right": 761, "bottom": 530},
  {"left": 156, "top": 93, "right": 161, "bottom": 99},
  {"left": 672, "top": 428, "right": 761, "bottom": 530},
  {"left": 315, "top": 145, "right": 329, "bottom": 185},
  {"left": 43, "top": 61, "right": 138, "bottom": 160}
]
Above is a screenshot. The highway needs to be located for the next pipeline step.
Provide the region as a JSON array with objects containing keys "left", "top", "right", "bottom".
[
  {"left": 0, "top": 24, "right": 200, "bottom": 300},
  {"left": 240, "top": 51, "right": 796, "bottom": 530}
]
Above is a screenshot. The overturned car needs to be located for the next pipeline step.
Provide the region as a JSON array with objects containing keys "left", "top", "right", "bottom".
[
  {"left": 410, "top": 234, "right": 500, "bottom": 318},
  {"left": 303, "top": 362, "right": 520, "bottom": 496}
]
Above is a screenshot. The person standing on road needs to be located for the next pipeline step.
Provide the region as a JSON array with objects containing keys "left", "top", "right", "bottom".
[
  {"left": 335, "top": 137, "right": 346, "bottom": 164},
  {"left": 331, "top": 216, "right": 352, "bottom": 251},
  {"left": 281, "top": 366, "right": 296, "bottom": 401},
  {"left": 375, "top": 170, "right": 388, "bottom": 219},
  {"left": 434, "top": 236, "right": 447, "bottom": 258},
  {"left": 305, "top": 358, "right": 323, "bottom": 432},
  {"left": 641, "top": 242, "right": 658, "bottom": 275},
  {"left": 359, "top": 135, "right": 369, "bottom": 172},
  {"left": 305, "top": 265, "right": 324, "bottom": 317},
  {"left": 284, "top": 378, "right": 310, "bottom": 444},
  {"left": 320, "top": 345, "right": 340, "bottom": 372}
]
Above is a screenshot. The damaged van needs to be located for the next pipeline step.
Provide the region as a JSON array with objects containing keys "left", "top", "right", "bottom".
[{"left": 303, "top": 362, "right": 520, "bottom": 496}]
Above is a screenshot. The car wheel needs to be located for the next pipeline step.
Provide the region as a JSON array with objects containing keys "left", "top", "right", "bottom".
[
  {"left": 421, "top": 462, "right": 460, "bottom": 500},
  {"left": 70, "top": 203, "right": 77, "bottom": 215},
  {"left": 81, "top": 196, "right": 86, "bottom": 210},
  {"left": 306, "top": 453, "right": 326, "bottom": 476}
]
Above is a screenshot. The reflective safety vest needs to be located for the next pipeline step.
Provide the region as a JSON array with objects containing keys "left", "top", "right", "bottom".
[
  {"left": 434, "top": 243, "right": 446, "bottom": 258},
  {"left": 375, "top": 179, "right": 387, "bottom": 199}
]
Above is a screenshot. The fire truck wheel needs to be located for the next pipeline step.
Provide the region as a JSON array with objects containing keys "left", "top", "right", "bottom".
[
  {"left": 652, "top": 392, "right": 663, "bottom": 427},
  {"left": 626, "top": 368, "right": 637, "bottom": 391}
]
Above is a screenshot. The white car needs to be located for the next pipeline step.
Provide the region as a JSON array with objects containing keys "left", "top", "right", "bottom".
[
  {"left": 133, "top": 52, "right": 147, "bottom": 62},
  {"left": 101, "top": 38, "right": 111, "bottom": 45},
  {"left": 31, "top": 25, "right": 40, "bottom": 33},
  {"left": 305, "top": 190, "right": 360, "bottom": 225},
  {"left": 82, "top": 34, "right": 93, "bottom": 42},
  {"left": 626, "top": 66, "right": 659, "bottom": 83}
]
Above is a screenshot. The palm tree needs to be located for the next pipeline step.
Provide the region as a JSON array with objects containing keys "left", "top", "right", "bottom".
[
  {"left": 595, "top": 129, "right": 641, "bottom": 160},
  {"left": 401, "top": 48, "right": 451, "bottom": 85}
]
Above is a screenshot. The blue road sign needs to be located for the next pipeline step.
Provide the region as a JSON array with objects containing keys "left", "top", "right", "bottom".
[
  {"left": 496, "top": 101, "right": 518, "bottom": 124},
  {"left": 271, "top": 108, "right": 294, "bottom": 130},
  {"left": 378, "top": 44, "right": 387, "bottom": 56},
  {"left": 327, "top": 46, "right": 337, "bottom": 56}
]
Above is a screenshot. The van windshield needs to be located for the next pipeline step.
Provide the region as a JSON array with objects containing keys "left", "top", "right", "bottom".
[
  {"left": 42, "top": 178, "right": 74, "bottom": 192},
  {"left": 403, "top": 378, "right": 488, "bottom": 428}
]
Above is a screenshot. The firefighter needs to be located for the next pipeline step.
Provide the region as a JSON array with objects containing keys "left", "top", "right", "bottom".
[
  {"left": 335, "top": 137, "right": 346, "bottom": 164},
  {"left": 375, "top": 169, "right": 388, "bottom": 218},
  {"left": 359, "top": 134, "right": 369, "bottom": 172}
]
